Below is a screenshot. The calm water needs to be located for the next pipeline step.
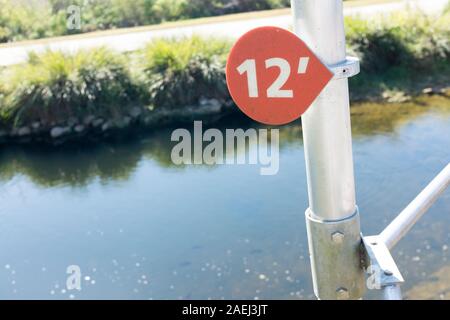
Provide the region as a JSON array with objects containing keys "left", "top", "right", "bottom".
[{"left": 0, "top": 96, "right": 449, "bottom": 300}]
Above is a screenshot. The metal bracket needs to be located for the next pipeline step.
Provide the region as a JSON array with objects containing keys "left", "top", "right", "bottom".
[
  {"left": 329, "top": 56, "right": 360, "bottom": 80},
  {"left": 362, "top": 235, "right": 404, "bottom": 299},
  {"left": 305, "top": 208, "right": 366, "bottom": 300}
]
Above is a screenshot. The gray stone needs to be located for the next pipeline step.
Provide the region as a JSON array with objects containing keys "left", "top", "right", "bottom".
[
  {"left": 123, "top": 116, "right": 131, "bottom": 126},
  {"left": 67, "top": 117, "right": 78, "bottom": 127},
  {"left": 50, "top": 126, "right": 71, "bottom": 139},
  {"left": 74, "top": 124, "right": 85, "bottom": 133},
  {"left": 101, "top": 121, "right": 112, "bottom": 131},
  {"left": 129, "top": 107, "right": 142, "bottom": 118},
  {"left": 382, "top": 90, "right": 410, "bottom": 103},
  {"left": 422, "top": 87, "right": 434, "bottom": 95},
  {"left": 199, "top": 98, "right": 221, "bottom": 111},
  {"left": 83, "top": 115, "right": 96, "bottom": 126},
  {"left": 92, "top": 118, "right": 104, "bottom": 128},
  {"left": 199, "top": 97, "right": 209, "bottom": 106},
  {"left": 31, "top": 122, "right": 41, "bottom": 130},
  {"left": 115, "top": 116, "right": 131, "bottom": 128},
  {"left": 207, "top": 98, "right": 221, "bottom": 109},
  {"left": 17, "top": 126, "right": 31, "bottom": 136},
  {"left": 143, "top": 116, "right": 154, "bottom": 125}
]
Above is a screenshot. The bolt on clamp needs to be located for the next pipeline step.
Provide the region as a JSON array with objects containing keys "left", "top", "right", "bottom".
[
  {"left": 362, "top": 235, "right": 404, "bottom": 298},
  {"left": 329, "top": 56, "right": 360, "bottom": 80}
]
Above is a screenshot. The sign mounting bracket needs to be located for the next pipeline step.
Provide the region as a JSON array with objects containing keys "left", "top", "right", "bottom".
[
  {"left": 362, "top": 235, "right": 404, "bottom": 299},
  {"left": 329, "top": 56, "right": 360, "bottom": 80}
]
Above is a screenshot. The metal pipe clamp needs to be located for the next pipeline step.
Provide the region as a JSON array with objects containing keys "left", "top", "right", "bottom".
[
  {"left": 305, "top": 207, "right": 366, "bottom": 299},
  {"left": 329, "top": 56, "right": 360, "bottom": 80}
]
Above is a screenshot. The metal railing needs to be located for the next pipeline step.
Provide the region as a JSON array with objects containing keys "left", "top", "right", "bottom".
[
  {"left": 380, "top": 163, "right": 450, "bottom": 250},
  {"left": 374, "top": 163, "right": 450, "bottom": 299}
]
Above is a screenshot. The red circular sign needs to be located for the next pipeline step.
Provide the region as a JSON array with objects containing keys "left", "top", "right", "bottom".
[{"left": 226, "top": 26, "right": 333, "bottom": 125}]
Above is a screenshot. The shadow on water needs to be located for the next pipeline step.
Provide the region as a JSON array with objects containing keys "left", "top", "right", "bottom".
[{"left": 1, "top": 95, "right": 449, "bottom": 188}]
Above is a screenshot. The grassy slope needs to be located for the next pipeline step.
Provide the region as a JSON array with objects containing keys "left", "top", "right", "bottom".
[{"left": 0, "top": 0, "right": 401, "bottom": 49}]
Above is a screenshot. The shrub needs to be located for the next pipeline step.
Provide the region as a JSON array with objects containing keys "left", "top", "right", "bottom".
[
  {"left": 180, "top": 0, "right": 225, "bottom": 18},
  {"left": 0, "top": 0, "right": 52, "bottom": 42},
  {"left": 220, "top": 0, "right": 288, "bottom": 14},
  {"left": 140, "top": 36, "right": 231, "bottom": 109},
  {"left": 0, "top": 0, "right": 291, "bottom": 43},
  {"left": 153, "top": 0, "right": 188, "bottom": 22},
  {"left": 346, "top": 17, "right": 413, "bottom": 73},
  {"left": 0, "top": 48, "right": 139, "bottom": 128},
  {"left": 405, "top": 12, "right": 450, "bottom": 67},
  {"left": 346, "top": 11, "right": 450, "bottom": 73},
  {"left": 445, "top": 0, "right": 450, "bottom": 14},
  {"left": 1, "top": 9, "right": 450, "bottom": 132}
]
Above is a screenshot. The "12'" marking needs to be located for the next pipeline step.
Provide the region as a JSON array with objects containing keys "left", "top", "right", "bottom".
[{"left": 237, "top": 57, "right": 310, "bottom": 99}]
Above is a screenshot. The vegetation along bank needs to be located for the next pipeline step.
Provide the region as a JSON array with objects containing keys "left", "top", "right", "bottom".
[
  {"left": 0, "top": 0, "right": 291, "bottom": 43},
  {"left": 0, "top": 10, "right": 449, "bottom": 144}
]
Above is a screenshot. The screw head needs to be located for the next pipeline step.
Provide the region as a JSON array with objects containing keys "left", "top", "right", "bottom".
[
  {"left": 331, "top": 231, "right": 345, "bottom": 244},
  {"left": 384, "top": 269, "right": 393, "bottom": 276},
  {"left": 336, "top": 287, "right": 349, "bottom": 300}
]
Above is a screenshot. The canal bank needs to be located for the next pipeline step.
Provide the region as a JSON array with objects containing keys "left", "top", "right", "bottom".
[
  {"left": 0, "top": 88, "right": 448, "bottom": 146},
  {"left": 0, "top": 7, "right": 449, "bottom": 146}
]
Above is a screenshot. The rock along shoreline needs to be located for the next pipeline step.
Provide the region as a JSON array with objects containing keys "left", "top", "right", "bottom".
[{"left": 0, "top": 98, "right": 235, "bottom": 145}]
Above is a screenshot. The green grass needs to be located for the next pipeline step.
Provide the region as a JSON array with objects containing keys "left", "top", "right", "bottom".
[
  {"left": 0, "top": 0, "right": 402, "bottom": 45},
  {"left": 140, "top": 36, "right": 231, "bottom": 109},
  {"left": 347, "top": 11, "right": 450, "bottom": 72},
  {"left": 0, "top": 48, "right": 139, "bottom": 128},
  {"left": 0, "top": 0, "right": 291, "bottom": 44},
  {"left": 445, "top": 0, "right": 450, "bottom": 14},
  {"left": 346, "top": 10, "right": 450, "bottom": 101},
  {"left": 0, "top": 10, "right": 449, "bottom": 134}
]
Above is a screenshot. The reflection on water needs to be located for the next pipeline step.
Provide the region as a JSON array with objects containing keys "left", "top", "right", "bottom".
[{"left": 0, "top": 95, "right": 449, "bottom": 299}]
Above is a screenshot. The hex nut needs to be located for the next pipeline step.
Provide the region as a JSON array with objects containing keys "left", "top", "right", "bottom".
[
  {"left": 331, "top": 231, "right": 345, "bottom": 244},
  {"left": 384, "top": 269, "right": 393, "bottom": 276},
  {"left": 336, "top": 287, "right": 349, "bottom": 300}
]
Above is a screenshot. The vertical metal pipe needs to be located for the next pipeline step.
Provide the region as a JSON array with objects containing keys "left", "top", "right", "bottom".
[
  {"left": 382, "top": 284, "right": 403, "bottom": 300},
  {"left": 292, "top": 0, "right": 364, "bottom": 299},
  {"left": 292, "top": 0, "right": 357, "bottom": 221}
]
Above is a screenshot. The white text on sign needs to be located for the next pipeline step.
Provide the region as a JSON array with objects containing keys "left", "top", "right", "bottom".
[{"left": 237, "top": 57, "right": 310, "bottom": 99}]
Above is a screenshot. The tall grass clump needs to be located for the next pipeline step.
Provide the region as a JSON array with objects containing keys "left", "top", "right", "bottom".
[
  {"left": 346, "top": 11, "right": 450, "bottom": 73},
  {"left": 184, "top": 0, "right": 289, "bottom": 17},
  {"left": 444, "top": 0, "right": 450, "bottom": 14},
  {"left": 0, "top": 48, "right": 139, "bottom": 128},
  {"left": 345, "top": 10, "right": 450, "bottom": 100},
  {"left": 0, "top": 0, "right": 54, "bottom": 43},
  {"left": 140, "top": 36, "right": 231, "bottom": 109}
]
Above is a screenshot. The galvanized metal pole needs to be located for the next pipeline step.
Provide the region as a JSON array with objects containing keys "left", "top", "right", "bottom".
[
  {"left": 292, "top": 0, "right": 365, "bottom": 299},
  {"left": 382, "top": 284, "right": 403, "bottom": 300}
]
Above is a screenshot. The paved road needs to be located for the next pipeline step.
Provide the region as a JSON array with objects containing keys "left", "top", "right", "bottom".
[{"left": 0, "top": 0, "right": 447, "bottom": 66}]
